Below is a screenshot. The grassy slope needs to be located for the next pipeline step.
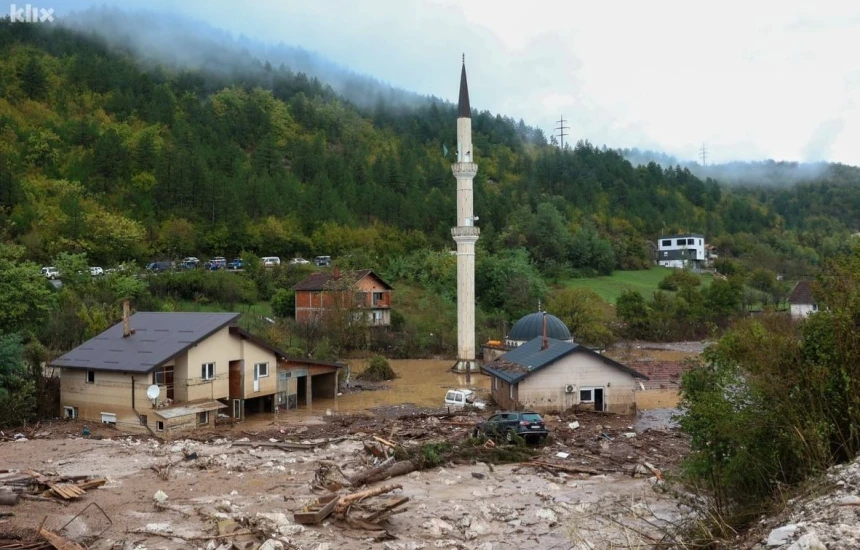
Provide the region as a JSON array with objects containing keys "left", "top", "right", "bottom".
[{"left": 561, "top": 267, "right": 712, "bottom": 304}]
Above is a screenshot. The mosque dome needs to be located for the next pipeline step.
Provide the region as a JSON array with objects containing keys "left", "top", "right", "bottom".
[{"left": 506, "top": 312, "right": 572, "bottom": 345}]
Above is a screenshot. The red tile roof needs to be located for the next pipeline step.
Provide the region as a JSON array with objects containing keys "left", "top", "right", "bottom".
[{"left": 292, "top": 269, "right": 392, "bottom": 292}]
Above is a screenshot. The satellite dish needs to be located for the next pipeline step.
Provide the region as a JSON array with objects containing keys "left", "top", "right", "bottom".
[{"left": 146, "top": 384, "right": 161, "bottom": 400}]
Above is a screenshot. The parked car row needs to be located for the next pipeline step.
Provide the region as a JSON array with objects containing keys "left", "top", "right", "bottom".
[{"left": 40, "top": 266, "right": 105, "bottom": 279}]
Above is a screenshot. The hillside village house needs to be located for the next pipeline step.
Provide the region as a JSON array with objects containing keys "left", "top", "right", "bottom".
[
  {"left": 51, "top": 310, "right": 343, "bottom": 435},
  {"left": 656, "top": 234, "right": 710, "bottom": 270},
  {"left": 788, "top": 280, "right": 818, "bottom": 319},
  {"left": 481, "top": 331, "right": 649, "bottom": 415},
  {"left": 293, "top": 268, "right": 393, "bottom": 326}
]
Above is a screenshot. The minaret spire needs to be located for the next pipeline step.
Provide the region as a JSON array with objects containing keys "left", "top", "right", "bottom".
[
  {"left": 458, "top": 55, "right": 471, "bottom": 119},
  {"left": 451, "top": 55, "right": 479, "bottom": 380}
]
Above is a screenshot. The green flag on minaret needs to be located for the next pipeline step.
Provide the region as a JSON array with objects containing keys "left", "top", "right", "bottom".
[{"left": 442, "top": 144, "right": 449, "bottom": 157}]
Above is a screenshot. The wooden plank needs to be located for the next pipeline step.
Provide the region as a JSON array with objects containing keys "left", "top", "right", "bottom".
[
  {"left": 38, "top": 528, "right": 86, "bottom": 550},
  {"left": 293, "top": 494, "right": 339, "bottom": 524},
  {"left": 74, "top": 479, "right": 106, "bottom": 491}
]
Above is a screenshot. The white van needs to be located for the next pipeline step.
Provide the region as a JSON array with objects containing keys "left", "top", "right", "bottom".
[
  {"left": 261, "top": 256, "right": 281, "bottom": 267},
  {"left": 444, "top": 389, "right": 487, "bottom": 410}
]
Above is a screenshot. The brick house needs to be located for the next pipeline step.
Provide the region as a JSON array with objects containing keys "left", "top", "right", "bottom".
[{"left": 293, "top": 268, "right": 393, "bottom": 327}]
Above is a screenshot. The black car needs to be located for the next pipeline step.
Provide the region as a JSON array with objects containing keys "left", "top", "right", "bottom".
[{"left": 472, "top": 411, "right": 549, "bottom": 443}]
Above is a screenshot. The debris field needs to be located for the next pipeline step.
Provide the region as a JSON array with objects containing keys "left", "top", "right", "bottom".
[{"left": 0, "top": 408, "right": 689, "bottom": 549}]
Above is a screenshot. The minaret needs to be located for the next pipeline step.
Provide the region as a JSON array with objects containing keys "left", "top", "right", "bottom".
[{"left": 451, "top": 55, "right": 479, "bottom": 377}]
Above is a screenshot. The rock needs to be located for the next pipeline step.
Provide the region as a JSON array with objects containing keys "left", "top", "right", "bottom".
[
  {"left": 258, "top": 541, "right": 283, "bottom": 550},
  {"left": 787, "top": 533, "right": 826, "bottom": 550},
  {"left": 422, "top": 518, "right": 455, "bottom": 537},
  {"left": 474, "top": 544, "right": 495, "bottom": 550},
  {"left": 466, "top": 521, "right": 492, "bottom": 539},
  {"left": 767, "top": 524, "right": 798, "bottom": 546},
  {"left": 153, "top": 490, "right": 168, "bottom": 504},
  {"left": 144, "top": 523, "right": 172, "bottom": 534},
  {"left": 311, "top": 544, "right": 332, "bottom": 550},
  {"left": 568, "top": 422, "right": 580, "bottom": 429},
  {"left": 535, "top": 508, "right": 558, "bottom": 524},
  {"left": 837, "top": 495, "right": 860, "bottom": 506},
  {"left": 255, "top": 512, "right": 305, "bottom": 537},
  {"left": 471, "top": 472, "right": 486, "bottom": 480}
]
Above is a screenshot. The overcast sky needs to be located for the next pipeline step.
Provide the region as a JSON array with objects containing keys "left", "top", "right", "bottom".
[{"left": 52, "top": 0, "right": 860, "bottom": 166}]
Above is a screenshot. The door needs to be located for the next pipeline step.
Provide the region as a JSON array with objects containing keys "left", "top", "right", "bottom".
[
  {"left": 594, "top": 388, "right": 604, "bottom": 412},
  {"left": 232, "top": 399, "right": 242, "bottom": 419},
  {"left": 229, "top": 360, "right": 243, "bottom": 399},
  {"left": 165, "top": 368, "right": 175, "bottom": 400},
  {"left": 253, "top": 363, "right": 260, "bottom": 393}
]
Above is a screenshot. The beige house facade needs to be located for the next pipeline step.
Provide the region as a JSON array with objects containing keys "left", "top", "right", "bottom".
[
  {"left": 54, "top": 312, "right": 343, "bottom": 436},
  {"left": 481, "top": 337, "right": 648, "bottom": 415}
]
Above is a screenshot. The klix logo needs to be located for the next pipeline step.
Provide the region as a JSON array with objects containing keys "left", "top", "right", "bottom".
[{"left": 9, "top": 4, "right": 55, "bottom": 23}]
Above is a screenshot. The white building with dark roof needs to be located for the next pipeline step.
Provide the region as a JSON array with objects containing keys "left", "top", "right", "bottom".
[{"left": 657, "top": 234, "right": 708, "bottom": 269}]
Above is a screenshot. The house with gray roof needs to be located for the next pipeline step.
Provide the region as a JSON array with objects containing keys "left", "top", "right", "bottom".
[
  {"left": 481, "top": 336, "right": 648, "bottom": 415},
  {"left": 52, "top": 310, "right": 343, "bottom": 435}
]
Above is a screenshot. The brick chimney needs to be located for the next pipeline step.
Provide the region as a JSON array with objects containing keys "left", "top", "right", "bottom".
[
  {"left": 122, "top": 300, "right": 135, "bottom": 338},
  {"left": 541, "top": 312, "right": 548, "bottom": 350}
]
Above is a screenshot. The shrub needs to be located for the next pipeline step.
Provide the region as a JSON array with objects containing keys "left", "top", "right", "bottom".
[
  {"left": 357, "top": 355, "right": 397, "bottom": 382},
  {"left": 658, "top": 269, "right": 701, "bottom": 291}
]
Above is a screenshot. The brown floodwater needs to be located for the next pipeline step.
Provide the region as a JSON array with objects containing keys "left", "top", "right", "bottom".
[{"left": 297, "top": 359, "right": 490, "bottom": 414}]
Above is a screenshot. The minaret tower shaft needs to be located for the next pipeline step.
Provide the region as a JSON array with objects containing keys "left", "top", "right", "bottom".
[{"left": 451, "top": 55, "right": 479, "bottom": 376}]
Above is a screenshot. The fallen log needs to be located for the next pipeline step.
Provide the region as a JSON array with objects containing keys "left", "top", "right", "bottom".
[
  {"left": 372, "top": 436, "right": 397, "bottom": 448},
  {"left": 525, "top": 460, "right": 599, "bottom": 476},
  {"left": 0, "top": 493, "right": 19, "bottom": 506},
  {"left": 336, "top": 483, "right": 402, "bottom": 514},
  {"left": 232, "top": 437, "right": 346, "bottom": 451},
  {"left": 359, "top": 460, "right": 418, "bottom": 486},
  {"left": 348, "top": 457, "right": 395, "bottom": 486},
  {"left": 362, "top": 496, "right": 409, "bottom": 522}
]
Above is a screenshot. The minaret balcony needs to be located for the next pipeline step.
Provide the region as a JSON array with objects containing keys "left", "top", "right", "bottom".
[
  {"left": 451, "top": 162, "right": 478, "bottom": 178},
  {"left": 452, "top": 226, "right": 481, "bottom": 238}
]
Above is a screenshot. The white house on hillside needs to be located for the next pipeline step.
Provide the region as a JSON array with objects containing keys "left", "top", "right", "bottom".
[{"left": 657, "top": 234, "right": 708, "bottom": 270}]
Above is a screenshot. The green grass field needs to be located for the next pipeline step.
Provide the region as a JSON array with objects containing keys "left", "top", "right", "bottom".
[{"left": 561, "top": 267, "right": 712, "bottom": 304}]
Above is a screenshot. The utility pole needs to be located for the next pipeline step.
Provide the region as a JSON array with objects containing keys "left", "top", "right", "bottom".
[
  {"left": 555, "top": 115, "right": 569, "bottom": 149},
  {"left": 700, "top": 143, "right": 707, "bottom": 166}
]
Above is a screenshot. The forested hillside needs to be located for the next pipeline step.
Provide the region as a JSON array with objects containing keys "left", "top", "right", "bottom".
[{"left": 0, "top": 16, "right": 858, "bottom": 278}]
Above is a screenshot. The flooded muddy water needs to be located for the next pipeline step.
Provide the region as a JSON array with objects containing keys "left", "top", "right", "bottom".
[{"left": 297, "top": 359, "right": 490, "bottom": 414}]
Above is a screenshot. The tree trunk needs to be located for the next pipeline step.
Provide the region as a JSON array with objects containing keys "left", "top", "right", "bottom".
[
  {"left": 359, "top": 460, "right": 418, "bottom": 485},
  {"left": 0, "top": 493, "right": 19, "bottom": 506}
]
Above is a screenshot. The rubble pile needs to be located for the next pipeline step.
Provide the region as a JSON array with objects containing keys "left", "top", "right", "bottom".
[{"left": 753, "top": 455, "right": 860, "bottom": 550}]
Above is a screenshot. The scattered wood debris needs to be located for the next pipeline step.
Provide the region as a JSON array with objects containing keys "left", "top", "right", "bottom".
[{"left": 0, "top": 471, "right": 105, "bottom": 503}]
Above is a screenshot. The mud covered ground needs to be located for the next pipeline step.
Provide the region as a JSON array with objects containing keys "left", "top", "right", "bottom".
[{"left": 1, "top": 407, "right": 689, "bottom": 550}]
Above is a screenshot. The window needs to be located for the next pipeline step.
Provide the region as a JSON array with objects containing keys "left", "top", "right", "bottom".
[
  {"left": 280, "top": 371, "right": 291, "bottom": 380},
  {"left": 100, "top": 412, "right": 117, "bottom": 425},
  {"left": 493, "top": 377, "right": 498, "bottom": 390},
  {"left": 153, "top": 370, "right": 164, "bottom": 384},
  {"left": 372, "top": 291, "right": 384, "bottom": 304},
  {"left": 661, "top": 240, "right": 671, "bottom": 247},
  {"left": 509, "top": 383, "right": 514, "bottom": 400},
  {"left": 139, "top": 415, "right": 147, "bottom": 426},
  {"left": 580, "top": 388, "right": 594, "bottom": 402},
  {"left": 256, "top": 363, "right": 269, "bottom": 377},
  {"left": 156, "top": 421, "right": 164, "bottom": 432},
  {"left": 198, "top": 411, "right": 209, "bottom": 425},
  {"left": 662, "top": 251, "right": 668, "bottom": 256},
  {"left": 63, "top": 406, "right": 78, "bottom": 419},
  {"left": 201, "top": 363, "right": 215, "bottom": 381},
  {"left": 86, "top": 370, "right": 95, "bottom": 384},
  {"left": 699, "top": 239, "right": 702, "bottom": 245}
]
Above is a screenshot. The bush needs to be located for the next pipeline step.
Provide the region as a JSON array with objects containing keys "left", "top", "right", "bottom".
[
  {"left": 658, "top": 269, "right": 701, "bottom": 291},
  {"left": 357, "top": 355, "right": 397, "bottom": 382},
  {"left": 270, "top": 288, "right": 294, "bottom": 319}
]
